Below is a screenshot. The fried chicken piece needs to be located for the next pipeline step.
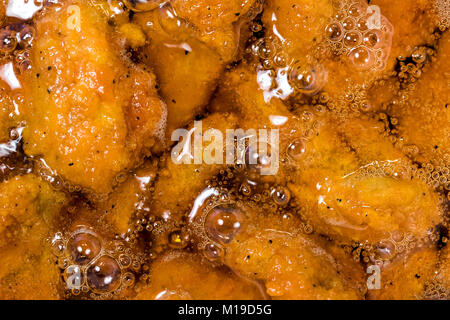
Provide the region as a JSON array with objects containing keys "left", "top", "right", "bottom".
[
  {"left": 151, "top": 112, "right": 239, "bottom": 220},
  {"left": 134, "top": 251, "right": 265, "bottom": 300},
  {"left": 287, "top": 115, "right": 443, "bottom": 244},
  {"left": 222, "top": 212, "right": 366, "bottom": 299},
  {"left": 436, "top": 245, "right": 450, "bottom": 298},
  {"left": 262, "top": 0, "right": 332, "bottom": 58},
  {"left": 0, "top": 174, "right": 67, "bottom": 299},
  {"left": 391, "top": 32, "right": 450, "bottom": 164},
  {"left": 209, "top": 62, "right": 304, "bottom": 178},
  {"left": 368, "top": 247, "right": 439, "bottom": 300},
  {"left": 134, "top": 14, "right": 222, "bottom": 134},
  {"left": 371, "top": 0, "right": 439, "bottom": 70},
  {"left": 215, "top": 63, "right": 442, "bottom": 245},
  {"left": 211, "top": 61, "right": 292, "bottom": 123},
  {"left": 21, "top": 0, "right": 166, "bottom": 195},
  {"left": 169, "top": 0, "right": 258, "bottom": 60},
  {"left": 98, "top": 162, "right": 157, "bottom": 236},
  {"left": 133, "top": 0, "right": 258, "bottom": 134}
]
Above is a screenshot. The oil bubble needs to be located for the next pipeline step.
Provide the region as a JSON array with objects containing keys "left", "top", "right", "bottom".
[
  {"left": 411, "top": 47, "right": 428, "bottom": 64},
  {"left": 203, "top": 243, "right": 224, "bottom": 261},
  {"left": 118, "top": 254, "right": 131, "bottom": 268},
  {"left": 349, "top": 46, "right": 373, "bottom": 69},
  {"left": 342, "top": 17, "right": 356, "bottom": 31},
  {"left": 69, "top": 232, "right": 102, "bottom": 265},
  {"left": 51, "top": 239, "right": 65, "bottom": 256},
  {"left": 0, "top": 29, "right": 17, "bottom": 53},
  {"left": 168, "top": 229, "right": 189, "bottom": 249},
  {"left": 244, "top": 141, "right": 274, "bottom": 172},
  {"left": 254, "top": 38, "right": 276, "bottom": 60},
  {"left": 344, "top": 31, "right": 362, "bottom": 47},
  {"left": 348, "top": 4, "right": 363, "bottom": 17},
  {"left": 239, "top": 183, "right": 252, "bottom": 196},
  {"left": 18, "top": 25, "right": 35, "bottom": 50},
  {"left": 356, "top": 18, "right": 369, "bottom": 31},
  {"left": 122, "top": 272, "right": 135, "bottom": 287},
  {"left": 288, "top": 62, "right": 327, "bottom": 95},
  {"left": 273, "top": 52, "right": 288, "bottom": 67},
  {"left": 363, "top": 30, "right": 383, "bottom": 49},
  {"left": 205, "top": 205, "right": 243, "bottom": 244},
  {"left": 271, "top": 186, "right": 291, "bottom": 206},
  {"left": 376, "top": 240, "right": 396, "bottom": 259},
  {"left": 325, "top": 22, "right": 344, "bottom": 41},
  {"left": 87, "top": 255, "right": 121, "bottom": 292}
]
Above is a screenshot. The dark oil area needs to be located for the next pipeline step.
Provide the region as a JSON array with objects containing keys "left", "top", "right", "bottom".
[{"left": 0, "top": 0, "right": 449, "bottom": 300}]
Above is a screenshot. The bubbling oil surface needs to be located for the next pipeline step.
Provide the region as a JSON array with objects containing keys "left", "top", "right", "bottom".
[{"left": 0, "top": 0, "right": 448, "bottom": 300}]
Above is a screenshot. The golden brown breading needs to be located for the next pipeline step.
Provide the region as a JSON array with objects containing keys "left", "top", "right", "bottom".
[
  {"left": 134, "top": 251, "right": 265, "bottom": 300},
  {"left": 371, "top": 0, "right": 439, "bottom": 70},
  {"left": 0, "top": 0, "right": 447, "bottom": 301},
  {"left": 21, "top": 0, "right": 166, "bottom": 195},
  {"left": 215, "top": 63, "right": 443, "bottom": 245},
  {"left": 222, "top": 211, "right": 366, "bottom": 299},
  {"left": 98, "top": 163, "right": 157, "bottom": 236},
  {"left": 0, "top": 174, "right": 67, "bottom": 299},
  {"left": 390, "top": 32, "right": 450, "bottom": 164},
  {"left": 151, "top": 112, "right": 239, "bottom": 220},
  {"left": 287, "top": 116, "right": 443, "bottom": 244},
  {"left": 368, "top": 247, "right": 439, "bottom": 300},
  {"left": 134, "top": 11, "right": 223, "bottom": 134},
  {"left": 133, "top": 0, "right": 258, "bottom": 134},
  {"left": 0, "top": 81, "right": 16, "bottom": 142},
  {"left": 436, "top": 245, "right": 450, "bottom": 298}
]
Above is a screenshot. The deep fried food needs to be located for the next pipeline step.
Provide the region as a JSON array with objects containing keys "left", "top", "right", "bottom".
[
  {"left": 215, "top": 63, "right": 443, "bottom": 245},
  {"left": 390, "top": 32, "right": 450, "bottom": 164},
  {"left": 99, "top": 162, "right": 157, "bottom": 236},
  {"left": 134, "top": 251, "right": 265, "bottom": 300},
  {"left": 371, "top": 0, "right": 439, "bottom": 70},
  {"left": 151, "top": 112, "right": 239, "bottom": 220},
  {"left": 221, "top": 210, "right": 366, "bottom": 299},
  {"left": 287, "top": 116, "right": 443, "bottom": 244},
  {"left": 368, "top": 247, "right": 439, "bottom": 300},
  {"left": 0, "top": 0, "right": 447, "bottom": 301},
  {"left": 133, "top": 0, "right": 258, "bottom": 134},
  {"left": 436, "top": 245, "right": 450, "bottom": 298},
  {"left": 0, "top": 174, "right": 66, "bottom": 299},
  {"left": 21, "top": 0, "right": 166, "bottom": 194}
]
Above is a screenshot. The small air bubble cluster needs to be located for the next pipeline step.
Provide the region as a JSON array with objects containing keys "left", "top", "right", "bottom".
[
  {"left": 412, "top": 159, "right": 450, "bottom": 192},
  {"left": 188, "top": 191, "right": 241, "bottom": 262},
  {"left": 51, "top": 227, "right": 141, "bottom": 299},
  {"left": 186, "top": 167, "right": 313, "bottom": 263},
  {"left": 0, "top": 23, "right": 35, "bottom": 73},
  {"left": 423, "top": 280, "right": 449, "bottom": 300},
  {"left": 434, "top": 0, "right": 450, "bottom": 30},
  {"left": 375, "top": 232, "right": 417, "bottom": 261},
  {"left": 251, "top": 36, "right": 327, "bottom": 99},
  {"left": 312, "top": 84, "right": 372, "bottom": 115},
  {"left": 343, "top": 159, "right": 415, "bottom": 181},
  {"left": 346, "top": 241, "right": 375, "bottom": 262},
  {"left": 396, "top": 46, "right": 435, "bottom": 86},
  {"left": 325, "top": 0, "right": 393, "bottom": 71}
]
